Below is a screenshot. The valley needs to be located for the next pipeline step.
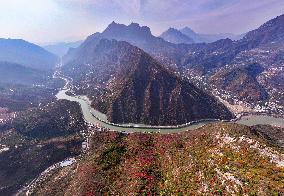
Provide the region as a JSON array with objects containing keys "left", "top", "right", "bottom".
[
  {"left": 0, "top": 11, "right": 284, "bottom": 196},
  {"left": 55, "top": 73, "right": 284, "bottom": 132}
]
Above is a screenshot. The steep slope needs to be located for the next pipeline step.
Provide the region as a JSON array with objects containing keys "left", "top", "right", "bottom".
[
  {"left": 240, "top": 14, "right": 284, "bottom": 48},
  {"left": 160, "top": 28, "right": 194, "bottom": 44},
  {"left": 102, "top": 51, "right": 233, "bottom": 125},
  {"left": 0, "top": 100, "right": 85, "bottom": 195},
  {"left": 27, "top": 123, "right": 284, "bottom": 195},
  {"left": 63, "top": 39, "right": 233, "bottom": 126},
  {"left": 181, "top": 38, "right": 238, "bottom": 74},
  {"left": 204, "top": 15, "right": 284, "bottom": 114},
  {"left": 0, "top": 62, "right": 47, "bottom": 85},
  {"left": 0, "top": 38, "right": 58, "bottom": 71},
  {"left": 182, "top": 14, "right": 284, "bottom": 75},
  {"left": 210, "top": 63, "right": 269, "bottom": 103}
]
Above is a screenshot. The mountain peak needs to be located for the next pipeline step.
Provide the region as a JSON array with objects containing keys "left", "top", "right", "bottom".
[
  {"left": 128, "top": 22, "right": 152, "bottom": 34},
  {"left": 105, "top": 21, "right": 124, "bottom": 30},
  {"left": 168, "top": 27, "right": 178, "bottom": 31},
  {"left": 160, "top": 28, "right": 194, "bottom": 44},
  {"left": 180, "top": 26, "right": 198, "bottom": 36},
  {"left": 63, "top": 38, "right": 233, "bottom": 125},
  {"left": 129, "top": 22, "right": 140, "bottom": 27},
  {"left": 181, "top": 26, "right": 196, "bottom": 33},
  {"left": 96, "top": 21, "right": 155, "bottom": 47},
  {"left": 109, "top": 21, "right": 119, "bottom": 26},
  {"left": 64, "top": 21, "right": 183, "bottom": 70},
  {"left": 166, "top": 27, "right": 181, "bottom": 34}
]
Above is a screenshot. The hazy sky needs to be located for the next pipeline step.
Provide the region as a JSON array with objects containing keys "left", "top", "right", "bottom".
[{"left": 0, "top": 0, "right": 284, "bottom": 44}]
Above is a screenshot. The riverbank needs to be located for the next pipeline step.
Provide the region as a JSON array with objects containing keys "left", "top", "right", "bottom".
[{"left": 56, "top": 84, "right": 284, "bottom": 133}]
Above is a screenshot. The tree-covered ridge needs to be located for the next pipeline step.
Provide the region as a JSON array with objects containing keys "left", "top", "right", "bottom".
[{"left": 31, "top": 123, "right": 284, "bottom": 195}]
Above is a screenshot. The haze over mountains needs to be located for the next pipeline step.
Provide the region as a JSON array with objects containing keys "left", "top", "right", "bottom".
[
  {"left": 0, "top": 38, "right": 58, "bottom": 71},
  {"left": 1, "top": 14, "right": 283, "bottom": 123},
  {"left": 64, "top": 22, "right": 193, "bottom": 68},
  {"left": 0, "top": 10, "right": 284, "bottom": 196},
  {"left": 64, "top": 14, "right": 284, "bottom": 118},
  {"left": 160, "top": 28, "right": 195, "bottom": 44},
  {"left": 161, "top": 27, "right": 244, "bottom": 44},
  {"left": 43, "top": 41, "right": 83, "bottom": 57}
]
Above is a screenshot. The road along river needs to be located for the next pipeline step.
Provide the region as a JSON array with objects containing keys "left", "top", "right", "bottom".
[{"left": 56, "top": 86, "right": 284, "bottom": 134}]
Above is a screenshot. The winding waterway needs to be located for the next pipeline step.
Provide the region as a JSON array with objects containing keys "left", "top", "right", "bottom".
[{"left": 55, "top": 85, "right": 284, "bottom": 134}]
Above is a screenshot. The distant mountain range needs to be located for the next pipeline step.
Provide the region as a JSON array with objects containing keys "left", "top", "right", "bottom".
[
  {"left": 63, "top": 39, "right": 233, "bottom": 125},
  {"left": 160, "top": 27, "right": 244, "bottom": 44},
  {"left": 66, "top": 21, "right": 244, "bottom": 71},
  {"left": 178, "top": 14, "right": 284, "bottom": 113},
  {"left": 160, "top": 28, "right": 194, "bottom": 44},
  {"left": 181, "top": 27, "right": 245, "bottom": 43},
  {"left": 0, "top": 38, "right": 58, "bottom": 71},
  {"left": 63, "top": 15, "right": 284, "bottom": 124},
  {"left": 43, "top": 41, "right": 83, "bottom": 57},
  {"left": 180, "top": 14, "right": 284, "bottom": 74},
  {"left": 1, "top": 11, "right": 284, "bottom": 196},
  {"left": 64, "top": 22, "right": 192, "bottom": 68},
  {"left": 64, "top": 14, "right": 284, "bottom": 119}
]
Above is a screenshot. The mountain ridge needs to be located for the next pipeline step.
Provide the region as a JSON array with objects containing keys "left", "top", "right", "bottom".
[
  {"left": 27, "top": 123, "right": 284, "bottom": 195},
  {"left": 63, "top": 39, "right": 234, "bottom": 125},
  {"left": 0, "top": 38, "right": 58, "bottom": 71},
  {"left": 64, "top": 22, "right": 193, "bottom": 69}
]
